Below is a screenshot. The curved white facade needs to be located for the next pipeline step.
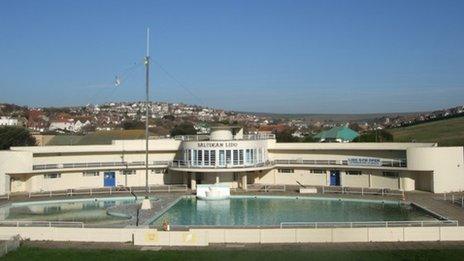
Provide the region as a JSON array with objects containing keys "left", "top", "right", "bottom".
[{"left": 0, "top": 127, "right": 463, "bottom": 194}]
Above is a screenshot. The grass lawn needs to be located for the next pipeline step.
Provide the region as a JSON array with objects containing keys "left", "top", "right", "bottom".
[
  {"left": 4, "top": 246, "right": 464, "bottom": 261},
  {"left": 389, "top": 116, "right": 464, "bottom": 146}
]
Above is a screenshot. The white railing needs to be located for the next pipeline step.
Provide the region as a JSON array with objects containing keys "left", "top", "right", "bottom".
[
  {"left": 321, "top": 186, "right": 405, "bottom": 197},
  {"left": 28, "top": 184, "right": 188, "bottom": 198},
  {"left": 439, "top": 194, "right": 464, "bottom": 208},
  {"left": 0, "top": 194, "right": 10, "bottom": 200},
  {"left": 279, "top": 220, "right": 459, "bottom": 229},
  {"left": 174, "top": 134, "right": 276, "bottom": 141},
  {"left": 169, "top": 160, "right": 273, "bottom": 169},
  {"left": 245, "top": 184, "right": 286, "bottom": 192},
  {"left": 33, "top": 161, "right": 170, "bottom": 171},
  {"left": 274, "top": 159, "right": 406, "bottom": 168},
  {"left": 0, "top": 235, "right": 21, "bottom": 257},
  {"left": 0, "top": 220, "right": 85, "bottom": 228}
]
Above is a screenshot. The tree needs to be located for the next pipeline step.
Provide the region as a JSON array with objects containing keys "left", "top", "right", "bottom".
[
  {"left": 122, "top": 120, "right": 145, "bottom": 130},
  {"left": 275, "top": 129, "right": 299, "bottom": 142},
  {"left": 0, "top": 126, "right": 36, "bottom": 150},
  {"left": 353, "top": 129, "right": 393, "bottom": 142},
  {"left": 302, "top": 135, "right": 316, "bottom": 142},
  {"left": 170, "top": 122, "right": 197, "bottom": 136}
]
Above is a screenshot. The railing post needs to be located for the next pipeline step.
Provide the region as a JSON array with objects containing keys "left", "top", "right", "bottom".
[
  {"left": 49, "top": 191, "right": 52, "bottom": 197},
  {"left": 361, "top": 187, "right": 364, "bottom": 196},
  {"left": 452, "top": 195, "right": 455, "bottom": 203},
  {"left": 168, "top": 185, "right": 171, "bottom": 193}
]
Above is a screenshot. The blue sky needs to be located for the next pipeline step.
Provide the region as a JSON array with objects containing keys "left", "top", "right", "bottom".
[{"left": 0, "top": 0, "right": 463, "bottom": 114}]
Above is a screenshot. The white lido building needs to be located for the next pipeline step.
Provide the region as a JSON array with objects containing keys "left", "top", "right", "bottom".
[{"left": 0, "top": 126, "right": 463, "bottom": 195}]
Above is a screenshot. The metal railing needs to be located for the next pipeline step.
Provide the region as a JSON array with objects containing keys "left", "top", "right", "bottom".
[
  {"left": 244, "top": 184, "right": 286, "bottom": 192},
  {"left": 279, "top": 220, "right": 459, "bottom": 229},
  {"left": 274, "top": 159, "right": 406, "bottom": 168},
  {"left": 28, "top": 184, "right": 188, "bottom": 198},
  {"left": 174, "top": 133, "right": 276, "bottom": 141},
  {"left": 32, "top": 158, "right": 406, "bottom": 171},
  {"left": 0, "top": 235, "right": 21, "bottom": 257},
  {"left": 169, "top": 160, "right": 273, "bottom": 169},
  {"left": 439, "top": 194, "right": 464, "bottom": 208},
  {"left": 0, "top": 220, "right": 85, "bottom": 228},
  {"left": 33, "top": 161, "right": 170, "bottom": 171},
  {"left": 321, "top": 186, "right": 405, "bottom": 197}
]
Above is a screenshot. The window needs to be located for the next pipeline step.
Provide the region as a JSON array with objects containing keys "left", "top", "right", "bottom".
[
  {"left": 239, "top": 150, "right": 244, "bottom": 165},
  {"left": 346, "top": 171, "right": 362, "bottom": 175},
  {"left": 152, "top": 169, "right": 166, "bottom": 174},
  {"left": 83, "top": 171, "right": 99, "bottom": 177},
  {"left": 310, "top": 169, "right": 325, "bottom": 174},
  {"left": 383, "top": 171, "right": 399, "bottom": 178},
  {"left": 226, "top": 150, "right": 231, "bottom": 165},
  {"left": 123, "top": 170, "right": 136, "bottom": 175},
  {"left": 193, "top": 150, "right": 198, "bottom": 166},
  {"left": 204, "top": 150, "right": 210, "bottom": 166},
  {"left": 245, "top": 149, "right": 251, "bottom": 164},
  {"left": 210, "top": 150, "right": 216, "bottom": 166},
  {"left": 197, "top": 150, "right": 203, "bottom": 166},
  {"left": 278, "top": 168, "right": 294, "bottom": 173},
  {"left": 233, "top": 150, "right": 239, "bottom": 165},
  {"left": 219, "top": 150, "right": 225, "bottom": 166},
  {"left": 44, "top": 173, "right": 61, "bottom": 179}
]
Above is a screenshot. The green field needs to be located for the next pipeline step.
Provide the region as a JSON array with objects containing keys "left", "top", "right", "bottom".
[
  {"left": 4, "top": 246, "right": 464, "bottom": 261},
  {"left": 389, "top": 116, "right": 464, "bottom": 146}
]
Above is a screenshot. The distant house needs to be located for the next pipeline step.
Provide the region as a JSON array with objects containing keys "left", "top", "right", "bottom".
[
  {"left": 0, "top": 116, "right": 19, "bottom": 126},
  {"left": 49, "top": 119, "right": 75, "bottom": 132},
  {"left": 314, "top": 126, "right": 359, "bottom": 143}
]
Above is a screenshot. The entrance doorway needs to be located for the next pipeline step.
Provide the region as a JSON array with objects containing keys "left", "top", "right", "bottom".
[
  {"left": 330, "top": 170, "right": 340, "bottom": 186},
  {"left": 103, "top": 171, "right": 116, "bottom": 187}
]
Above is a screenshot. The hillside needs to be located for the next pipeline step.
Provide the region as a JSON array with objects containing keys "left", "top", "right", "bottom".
[
  {"left": 47, "top": 130, "right": 151, "bottom": 145},
  {"left": 389, "top": 116, "right": 464, "bottom": 146}
]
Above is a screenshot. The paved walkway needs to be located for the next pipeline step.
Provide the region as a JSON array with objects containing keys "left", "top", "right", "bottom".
[{"left": 405, "top": 191, "right": 464, "bottom": 224}]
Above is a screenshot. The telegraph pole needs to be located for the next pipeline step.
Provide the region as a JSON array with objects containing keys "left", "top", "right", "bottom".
[
  {"left": 145, "top": 28, "right": 150, "bottom": 194},
  {"left": 141, "top": 27, "right": 152, "bottom": 210}
]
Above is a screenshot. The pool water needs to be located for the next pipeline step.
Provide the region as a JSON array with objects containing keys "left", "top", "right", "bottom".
[
  {"left": 152, "top": 196, "right": 437, "bottom": 227},
  {"left": 0, "top": 197, "right": 140, "bottom": 225}
]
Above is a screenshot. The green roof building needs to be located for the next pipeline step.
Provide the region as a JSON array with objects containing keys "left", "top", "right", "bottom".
[{"left": 314, "top": 126, "right": 359, "bottom": 143}]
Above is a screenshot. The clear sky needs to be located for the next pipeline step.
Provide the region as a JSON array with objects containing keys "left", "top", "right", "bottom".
[{"left": 1, "top": 0, "right": 463, "bottom": 114}]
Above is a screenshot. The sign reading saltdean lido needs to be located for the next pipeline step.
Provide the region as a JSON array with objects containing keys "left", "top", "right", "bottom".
[{"left": 197, "top": 142, "right": 238, "bottom": 148}]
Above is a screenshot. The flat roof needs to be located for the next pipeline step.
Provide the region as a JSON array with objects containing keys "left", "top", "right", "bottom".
[{"left": 269, "top": 142, "right": 437, "bottom": 151}]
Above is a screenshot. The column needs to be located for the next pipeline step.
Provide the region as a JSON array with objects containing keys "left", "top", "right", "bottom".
[
  {"left": 190, "top": 173, "right": 197, "bottom": 190},
  {"left": 182, "top": 172, "right": 188, "bottom": 185},
  {"left": 241, "top": 173, "right": 247, "bottom": 190}
]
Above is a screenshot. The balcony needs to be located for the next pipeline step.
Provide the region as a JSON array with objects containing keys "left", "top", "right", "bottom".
[
  {"left": 168, "top": 160, "right": 274, "bottom": 171},
  {"left": 32, "top": 161, "right": 170, "bottom": 171},
  {"left": 274, "top": 159, "right": 407, "bottom": 168},
  {"left": 174, "top": 133, "right": 276, "bottom": 141}
]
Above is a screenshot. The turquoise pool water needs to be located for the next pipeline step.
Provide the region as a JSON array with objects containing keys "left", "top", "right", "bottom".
[
  {"left": 151, "top": 196, "right": 437, "bottom": 227},
  {"left": 0, "top": 197, "right": 141, "bottom": 225}
]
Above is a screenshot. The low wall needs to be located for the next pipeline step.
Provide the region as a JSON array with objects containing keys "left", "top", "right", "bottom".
[{"left": 2, "top": 226, "right": 464, "bottom": 246}]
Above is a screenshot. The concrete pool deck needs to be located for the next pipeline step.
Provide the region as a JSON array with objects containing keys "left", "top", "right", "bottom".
[{"left": 0, "top": 188, "right": 463, "bottom": 228}]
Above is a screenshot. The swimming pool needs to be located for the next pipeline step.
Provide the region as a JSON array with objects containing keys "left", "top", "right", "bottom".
[
  {"left": 151, "top": 196, "right": 438, "bottom": 227},
  {"left": 0, "top": 197, "right": 143, "bottom": 226}
]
